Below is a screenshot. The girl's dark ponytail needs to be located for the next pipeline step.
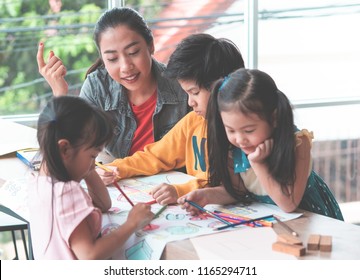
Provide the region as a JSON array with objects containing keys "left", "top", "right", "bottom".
[{"left": 267, "top": 90, "right": 296, "bottom": 195}]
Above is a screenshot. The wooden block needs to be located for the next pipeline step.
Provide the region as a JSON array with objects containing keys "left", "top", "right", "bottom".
[
  {"left": 277, "top": 233, "right": 303, "bottom": 245},
  {"left": 272, "top": 241, "right": 306, "bottom": 257},
  {"left": 319, "top": 235, "right": 332, "bottom": 252},
  {"left": 307, "top": 234, "right": 321, "bottom": 250}
]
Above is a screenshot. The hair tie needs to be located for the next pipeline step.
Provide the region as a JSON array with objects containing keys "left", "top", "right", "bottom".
[{"left": 219, "top": 75, "right": 230, "bottom": 91}]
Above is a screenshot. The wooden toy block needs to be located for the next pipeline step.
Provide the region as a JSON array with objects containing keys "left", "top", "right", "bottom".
[
  {"left": 277, "top": 233, "right": 303, "bottom": 245},
  {"left": 319, "top": 235, "right": 332, "bottom": 252},
  {"left": 272, "top": 241, "right": 306, "bottom": 257},
  {"left": 307, "top": 234, "right": 321, "bottom": 250}
]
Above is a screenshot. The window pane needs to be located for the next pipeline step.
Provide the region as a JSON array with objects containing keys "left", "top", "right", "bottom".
[{"left": 0, "top": 0, "right": 106, "bottom": 116}]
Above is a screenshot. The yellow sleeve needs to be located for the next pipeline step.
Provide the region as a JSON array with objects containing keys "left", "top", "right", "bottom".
[
  {"left": 107, "top": 114, "right": 190, "bottom": 178},
  {"left": 173, "top": 178, "right": 209, "bottom": 197}
]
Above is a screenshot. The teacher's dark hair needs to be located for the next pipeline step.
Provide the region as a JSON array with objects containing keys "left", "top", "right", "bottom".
[{"left": 86, "top": 7, "right": 154, "bottom": 76}]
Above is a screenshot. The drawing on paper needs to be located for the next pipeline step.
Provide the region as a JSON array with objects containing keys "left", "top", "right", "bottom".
[
  {"left": 165, "top": 225, "right": 199, "bottom": 235},
  {"left": 0, "top": 171, "right": 302, "bottom": 261},
  {"left": 165, "top": 213, "right": 186, "bottom": 220},
  {"left": 125, "top": 239, "right": 153, "bottom": 260},
  {"left": 101, "top": 223, "right": 120, "bottom": 236},
  {"left": 219, "top": 204, "right": 259, "bottom": 216},
  {"left": 108, "top": 207, "right": 121, "bottom": 214},
  {"left": 189, "top": 213, "right": 208, "bottom": 221},
  {"left": 109, "top": 178, "right": 156, "bottom": 204}
]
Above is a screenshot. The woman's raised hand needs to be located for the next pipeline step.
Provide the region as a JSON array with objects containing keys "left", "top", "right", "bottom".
[{"left": 37, "top": 42, "right": 68, "bottom": 96}]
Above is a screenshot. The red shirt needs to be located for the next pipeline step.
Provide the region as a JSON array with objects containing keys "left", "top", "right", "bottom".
[{"left": 129, "top": 91, "right": 157, "bottom": 155}]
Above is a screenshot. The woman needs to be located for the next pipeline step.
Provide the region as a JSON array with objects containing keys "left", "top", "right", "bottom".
[{"left": 37, "top": 7, "right": 190, "bottom": 158}]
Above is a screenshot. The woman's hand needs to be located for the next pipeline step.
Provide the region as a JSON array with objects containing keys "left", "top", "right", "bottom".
[{"left": 37, "top": 42, "right": 68, "bottom": 96}]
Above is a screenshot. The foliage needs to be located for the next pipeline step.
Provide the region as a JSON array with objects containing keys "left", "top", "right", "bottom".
[
  {"left": 0, "top": 0, "right": 166, "bottom": 116},
  {"left": 0, "top": 0, "right": 105, "bottom": 115}
]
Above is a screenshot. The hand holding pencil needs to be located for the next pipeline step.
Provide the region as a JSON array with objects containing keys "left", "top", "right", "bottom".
[
  {"left": 177, "top": 189, "right": 209, "bottom": 216},
  {"left": 95, "top": 162, "right": 136, "bottom": 207},
  {"left": 95, "top": 162, "right": 120, "bottom": 185},
  {"left": 126, "top": 203, "right": 154, "bottom": 231}
]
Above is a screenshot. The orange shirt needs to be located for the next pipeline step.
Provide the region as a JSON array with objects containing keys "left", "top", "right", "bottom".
[
  {"left": 109, "top": 112, "right": 209, "bottom": 197},
  {"left": 129, "top": 91, "right": 157, "bottom": 155}
]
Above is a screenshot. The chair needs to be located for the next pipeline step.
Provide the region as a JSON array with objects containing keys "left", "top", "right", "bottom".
[{"left": 0, "top": 205, "right": 33, "bottom": 260}]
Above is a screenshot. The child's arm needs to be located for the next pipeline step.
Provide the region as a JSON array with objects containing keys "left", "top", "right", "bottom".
[
  {"left": 69, "top": 203, "right": 154, "bottom": 260},
  {"left": 178, "top": 186, "right": 237, "bottom": 215},
  {"left": 150, "top": 183, "right": 178, "bottom": 205},
  {"left": 37, "top": 42, "right": 68, "bottom": 96},
  {"left": 249, "top": 137, "right": 311, "bottom": 212},
  {"left": 85, "top": 169, "right": 112, "bottom": 212}
]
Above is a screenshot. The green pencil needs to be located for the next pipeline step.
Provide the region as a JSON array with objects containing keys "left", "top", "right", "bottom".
[{"left": 153, "top": 204, "right": 168, "bottom": 219}]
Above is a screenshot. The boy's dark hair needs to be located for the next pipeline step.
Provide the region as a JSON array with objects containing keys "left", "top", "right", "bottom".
[
  {"left": 164, "top": 33, "right": 245, "bottom": 90},
  {"left": 37, "top": 96, "right": 113, "bottom": 182}
]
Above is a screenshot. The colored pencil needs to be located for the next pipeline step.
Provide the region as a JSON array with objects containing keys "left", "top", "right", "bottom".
[
  {"left": 95, "top": 162, "right": 134, "bottom": 206},
  {"left": 213, "top": 211, "right": 248, "bottom": 222},
  {"left": 214, "top": 209, "right": 273, "bottom": 227},
  {"left": 112, "top": 181, "right": 135, "bottom": 207},
  {"left": 216, "top": 214, "right": 274, "bottom": 230},
  {"left": 203, "top": 212, "right": 257, "bottom": 227},
  {"left": 184, "top": 199, "right": 232, "bottom": 225},
  {"left": 153, "top": 204, "right": 168, "bottom": 219},
  {"left": 95, "top": 161, "right": 156, "bottom": 204},
  {"left": 273, "top": 215, "right": 298, "bottom": 236},
  {"left": 211, "top": 212, "right": 260, "bottom": 227},
  {"left": 95, "top": 161, "right": 121, "bottom": 180}
]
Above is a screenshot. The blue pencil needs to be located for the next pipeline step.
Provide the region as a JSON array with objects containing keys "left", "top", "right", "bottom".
[
  {"left": 184, "top": 199, "right": 232, "bottom": 225},
  {"left": 216, "top": 214, "right": 274, "bottom": 230}
]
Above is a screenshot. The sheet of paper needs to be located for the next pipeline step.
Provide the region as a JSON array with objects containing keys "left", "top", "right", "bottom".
[
  {"left": 102, "top": 203, "right": 231, "bottom": 260},
  {"left": 131, "top": 171, "right": 196, "bottom": 185},
  {"left": 0, "top": 172, "right": 303, "bottom": 260},
  {"left": 0, "top": 177, "right": 30, "bottom": 220},
  {"left": 0, "top": 118, "right": 38, "bottom": 156},
  {"left": 190, "top": 227, "right": 296, "bottom": 259},
  {"left": 101, "top": 201, "right": 302, "bottom": 260},
  {"left": 207, "top": 202, "right": 303, "bottom": 222},
  {"left": 108, "top": 171, "right": 197, "bottom": 205}
]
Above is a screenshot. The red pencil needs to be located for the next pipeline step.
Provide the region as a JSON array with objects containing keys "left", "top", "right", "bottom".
[
  {"left": 95, "top": 161, "right": 134, "bottom": 207},
  {"left": 113, "top": 181, "right": 134, "bottom": 207}
]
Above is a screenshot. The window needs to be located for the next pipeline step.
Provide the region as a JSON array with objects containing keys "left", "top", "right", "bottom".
[{"left": 1, "top": 0, "right": 359, "bottom": 203}]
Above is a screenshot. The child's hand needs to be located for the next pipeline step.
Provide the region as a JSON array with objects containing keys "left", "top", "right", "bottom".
[
  {"left": 248, "top": 138, "right": 273, "bottom": 164},
  {"left": 150, "top": 183, "right": 178, "bottom": 205},
  {"left": 96, "top": 165, "right": 119, "bottom": 185},
  {"left": 177, "top": 189, "right": 208, "bottom": 216},
  {"left": 37, "top": 42, "right": 68, "bottom": 96},
  {"left": 126, "top": 203, "right": 154, "bottom": 231}
]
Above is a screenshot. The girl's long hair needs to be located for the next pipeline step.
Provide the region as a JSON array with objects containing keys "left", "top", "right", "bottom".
[{"left": 207, "top": 69, "right": 296, "bottom": 198}]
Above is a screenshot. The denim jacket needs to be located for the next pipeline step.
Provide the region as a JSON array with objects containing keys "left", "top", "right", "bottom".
[{"left": 80, "top": 59, "right": 190, "bottom": 158}]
